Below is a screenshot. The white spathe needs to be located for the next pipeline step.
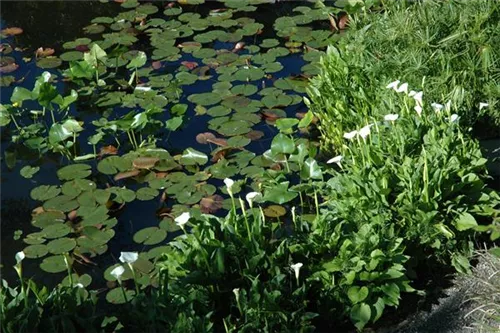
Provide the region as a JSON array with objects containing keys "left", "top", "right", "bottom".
[
  {"left": 119, "top": 252, "right": 139, "bottom": 264},
  {"left": 245, "top": 192, "right": 262, "bottom": 208},
  {"left": 110, "top": 266, "right": 125, "bottom": 280},
  {"left": 15, "top": 251, "right": 25, "bottom": 264},
  {"left": 326, "top": 155, "right": 343, "bottom": 166},
  {"left": 358, "top": 124, "right": 372, "bottom": 139},
  {"left": 224, "top": 178, "right": 235, "bottom": 196},
  {"left": 343, "top": 130, "right": 358, "bottom": 140},
  {"left": 175, "top": 212, "right": 190, "bottom": 227},
  {"left": 384, "top": 114, "right": 399, "bottom": 122},
  {"left": 291, "top": 263, "right": 303, "bottom": 281}
]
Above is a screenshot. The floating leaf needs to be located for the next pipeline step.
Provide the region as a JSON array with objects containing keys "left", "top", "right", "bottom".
[
  {"left": 196, "top": 132, "right": 216, "bottom": 144},
  {"left": 32, "top": 210, "right": 66, "bottom": 228},
  {"left": 200, "top": 195, "right": 224, "bottom": 213},
  {"left": 188, "top": 92, "right": 222, "bottom": 106},
  {"left": 1, "top": 27, "right": 23, "bottom": 36},
  {"left": 263, "top": 205, "right": 286, "bottom": 218},
  {"left": 40, "top": 255, "right": 69, "bottom": 273},
  {"left": 47, "top": 237, "right": 77, "bottom": 254},
  {"left": 106, "top": 288, "right": 135, "bottom": 304},
  {"left": 57, "top": 164, "right": 92, "bottom": 181},
  {"left": 180, "top": 148, "right": 208, "bottom": 165},
  {"left": 136, "top": 187, "right": 159, "bottom": 201},
  {"left": 133, "top": 227, "right": 167, "bottom": 245},
  {"left": 20, "top": 165, "right": 40, "bottom": 179},
  {"left": 24, "top": 244, "right": 48, "bottom": 259},
  {"left": 133, "top": 157, "right": 159, "bottom": 169},
  {"left": 36, "top": 57, "right": 62, "bottom": 69},
  {"left": 271, "top": 133, "right": 295, "bottom": 154}
]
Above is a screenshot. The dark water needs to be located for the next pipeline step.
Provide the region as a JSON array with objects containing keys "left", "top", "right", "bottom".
[{"left": 0, "top": 0, "right": 311, "bottom": 284}]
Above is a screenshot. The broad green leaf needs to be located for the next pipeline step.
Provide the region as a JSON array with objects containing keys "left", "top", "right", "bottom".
[
  {"left": 300, "top": 158, "right": 322, "bottom": 180},
  {"left": 350, "top": 303, "right": 371, "bottom": 331},
  {"left": 180, "top": 148, "right": 208, "bottom": 165},
  {"left": 347, "top": 286, "right": 369, "bottom": 304},
  {"left": 455, "top": 212, "right": 478, "bottom": 231},
  {"left": 271, "top": 133, "right": 295, "bottom": 154}
]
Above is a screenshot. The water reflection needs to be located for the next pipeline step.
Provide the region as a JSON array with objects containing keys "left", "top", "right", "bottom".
[{"left": 1, "top": 1, "right": 121, "bottom": 52}]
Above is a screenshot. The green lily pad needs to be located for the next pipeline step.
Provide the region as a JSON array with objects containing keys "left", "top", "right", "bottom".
[
  {"left": 41, "top": 223, "right": 71, "bottom": 239},
  {"left": 60, "top": 51, "right": 83, "bottom": 62},
  {"left": 32, "top": 211, "right": 66, "bottom": 228},
  {"left": 98, "top": 156, "right": 132, "bottom": 175},
  {"left": 227, "top": 136, "right": 251, "bottom": 147},
  {"left": 47, "top": 237, "right": 77, "bottom": 254},
  {"left": 106, "top": 288, "right": 135, "bottom": 304},
  {"left": 180, "top": 148, "right": 208, "bottom": 166},
  {"left": 81, "top": 226, "right": 114, "bottom": 246},
  {"left": 20, "top": 165, "right": 40, "bottom": 179},
  {"left": 260, "top": 38, "right": 280, "bottom": 48},
  {"left": 136, "top": 187, "right": 159, "bottom": 201},
  {"left": 62, "top": 273, "right": 92, "bottom": 287},
  {"left": 216, "top": 120, "right": 252, "bottom": 136},
  {"left": 24, "top": 244, "right": 48, "bottom": 259},
  {"left": 133, "top": 227, "right": 167, "bottom": 245},
  {"left": 43, "top": 195, "right": 79, "bottom": 212},
  {"left": 24, "top": 232, "right": 47, "bottom": 245},
  {"left": 57, "top": 164, "right": 92, "bottom": 181},
  {"left": 31, "top": 185, "right": 61, "bottom": 201},
  {"left": 36, "top": 57, "right": 62, "bottom": 69},
  {"left": 207, "top": 105, "right": 231, "bottom": 117},
  {"left": 231, "top": 84, "right": 258, "bottom": 96},
  {"left": 222, "top": 95, "right": 251, "bottom": 109},
  {"left": 40, "top": 255, "right": 69, "bottom": 273},
  {"left": 187, "top": 92, "right": 222, "bottom": 106}
]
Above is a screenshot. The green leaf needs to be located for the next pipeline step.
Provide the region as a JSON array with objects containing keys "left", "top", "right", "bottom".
[
  {"left": 298, "top": 111, "right": 314, "bottom": 128},
  {"left": 347, "top": 286, "right": 369, "bottom": 304},
  {"left": 57, "top": 164, "right": 92, "bottom": 181},
  {"left": 126, "top": 51, "right": 147, "bottom": 69},
  {"left": 455, "top": 212, "right": 478, "bottom": 231},
  {"left": 11, "top": 87, "right": 33, "bottom": 104},
  {"left": 166, "top": 116, "right": 183, "bottom": 131},
  {"left": 263, "top": 182, "right": 297, "bottom": 204},
  {"left": 301, "top": 158, "right": 322, "bottom": 180},
  {"left": 275, "top": 118, "right": 299, "bottom": 133},
  {"left": 180, "top": 148, "right": 208, "bottom": 165},
  {"left": 271, "top": 133, "right": 295, "bottom": 154},
  {"left": 350, "top": 303, "right": 371, "bottom": 331},
  {"left": 20, "top": 165, "right": 40, "bottom": 179}
]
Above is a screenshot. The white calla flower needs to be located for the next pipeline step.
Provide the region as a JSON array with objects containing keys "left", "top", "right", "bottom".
[
  {"left": 386, "top": 80, "right": 400, "bottom": 90},
  {"left": 358, "top": 124, "right": 372, "bottom": 139},
  {"left": 224, "top": 178, "right": 235, "bottom": 197},
  {"left": 414, "top": 105, "right": 423, "bottom": 116},
  {"left": 110, "top": 266, "right": 125, "bottom": 281},
  {"left": 175, "top": 212, "right": 190, "bottom": 228},
  {"left": 445, "top": 100, "right": 452, "bottom": 111},
  {"left": 411, "top": 91, "right": 423, "bottom": 106},
  {"left": 15, "top": 251, "right": 25, "bottom": 264},
  {"left": 135, "top": 86, "right": 152, "bottom": 92},
  {"left": 343, "top": 130, "right": 358, "bottom": 140},
  {"left": 245, "top": 192, "right": 262, "bottom": 208},
  {"left": 450, "top": 114, "right": 459, "bottom": 122},
  {"left": 119, "top": 252, "right": 139, "bottom": 264},
  {"left": 291, "top": 263, "right": 303, "bottom": 281},
  {"left": 479, "top": 102, "right": 489, "bottom": 111},
  {"left": 326, "top": 155, "right": 343, "bottom": 167},
  {"left": 384, "top": 114, "right": 399, "bottom": 122},
  {"left": 431, "top": 103, "right": 444, "bottom": 113},
  {"left": 395, "top": 82, "right": 408, "bottom": 94},
  {"left": 42, "top": 72, "right": 51, "bottom": 82}
]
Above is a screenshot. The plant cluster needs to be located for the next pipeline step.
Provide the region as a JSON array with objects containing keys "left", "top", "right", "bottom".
[{"left": 307, "top": 0, "right": 500, "bottom": 150}]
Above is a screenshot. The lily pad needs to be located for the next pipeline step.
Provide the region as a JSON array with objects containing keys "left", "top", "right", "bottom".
[
  {"left": 40, "top": 255, "right": 69, "bottom": 273},
  {"left": 41, "top": 223, "right": 71, "bottom": 239},
  {"left": 24, "top": 244, "right": 48, "bottom": 259},
  {"left": 106, "top": 288, "right": 135, "bottom": 304},
  {"left": 187, "top": 92, "right": 221, "bottom": 106},
  {"left": 263, "top": 205, "right": 286, "bottom": 218},
  {"left": 47, "top": 237, "right": 77, "bottom": 254},
  {"left": 180, "top": 148, "right": 208, "bottom": 165},
  {"left": 36, "top": 57, "right": 62, "bottom": 69},
  {"left": 31, "top": 185, "right": 61, "bottom": 201},
  {"left": 133, "top": 227, "right": 167, "bottom": 245},
  {"left": 60, "top": 51, "right": 83, "bottom": 62},
  {"left": 32, "top": 210, "right": 66, "bottom": 228},
  {"left": 57, "top": 164, "right": 92, "bottom": 181}
]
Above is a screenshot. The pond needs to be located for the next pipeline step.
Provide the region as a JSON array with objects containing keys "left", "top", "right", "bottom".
[{"left": 1, "top": 0, "right": 340, "bottom": 289}]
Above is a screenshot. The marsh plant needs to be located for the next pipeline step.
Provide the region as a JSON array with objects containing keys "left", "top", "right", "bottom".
[{"left": 308, "top": 0, "right": 500, "bottom": 150}]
